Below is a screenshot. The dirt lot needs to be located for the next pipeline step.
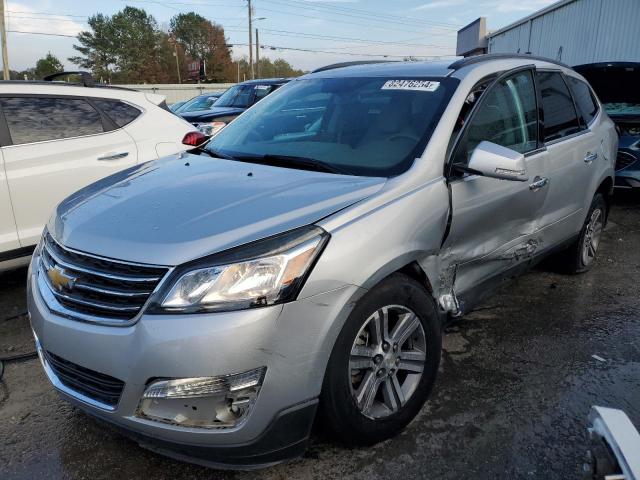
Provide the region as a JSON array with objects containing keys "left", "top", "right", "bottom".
[{"left": 1, "top": 193, "right": 639, "bottom": 480}]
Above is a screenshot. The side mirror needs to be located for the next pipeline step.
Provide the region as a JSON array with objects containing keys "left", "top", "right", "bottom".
[{"left": 466, "top": 141, "right": 529, "bottom": 182}]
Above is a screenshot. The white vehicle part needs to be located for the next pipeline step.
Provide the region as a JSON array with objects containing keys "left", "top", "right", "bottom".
[
  {"left": 3, "top": 129, "right": 137, "bottom": 247},
  {"left": 589, "top": 406, "right": 640, "bottom": 480},
  {"left": 155, "top": 142, "right": 183, "bottom": 158},
  {"left": 0, "top": 148, "right": 20, "bottom": 253}
]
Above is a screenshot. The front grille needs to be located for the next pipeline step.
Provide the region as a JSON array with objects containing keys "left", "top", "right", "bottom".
[
  {"left": 615, "top": 151, "right": 638, "bottom": 171},
  {"left": 39, "top": 232, "right": 168, "bottom": 323},
  {"left": 44, "top": 350, "right": 125, "bottom": 407}
]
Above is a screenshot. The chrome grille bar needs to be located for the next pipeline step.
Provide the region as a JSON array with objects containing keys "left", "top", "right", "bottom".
[{"left": 38, "top": 233, "right": 169, "bottom": 324}]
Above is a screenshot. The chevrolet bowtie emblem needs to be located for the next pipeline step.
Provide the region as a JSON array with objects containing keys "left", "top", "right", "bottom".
[{"left": 47, "top": 265, "right": 77, "bottom": 292}]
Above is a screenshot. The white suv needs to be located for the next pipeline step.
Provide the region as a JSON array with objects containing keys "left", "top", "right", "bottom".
[{"left": 0, "top": 72, "right": 196, "bottom": 271}]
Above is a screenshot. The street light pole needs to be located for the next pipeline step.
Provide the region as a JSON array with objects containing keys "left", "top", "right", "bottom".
[{"left": 255, "top": 28, "right": 260, "bottom": 79}]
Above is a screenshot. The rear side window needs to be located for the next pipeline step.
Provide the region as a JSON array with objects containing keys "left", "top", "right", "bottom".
[
  {"left": 254, "top": 85, "right": 275, "bottom": 102},
  {"left": 92, "top": 99, "right": 141, "bottom": 127},
  {"left": 537, "top": 72, "right": 582, "bottom": 142},
  {"left": 566, "top": 76, "right": 599, "bottom": 126},
  {"left": 0, "top": 97, "right": 104, "bottom": 145},
  {"left": 454, "top": 69, "right": 538, "bottom": 165}
]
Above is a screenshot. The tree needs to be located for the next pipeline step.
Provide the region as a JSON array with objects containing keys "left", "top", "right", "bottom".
[
  {"left": 109, "top": 7, "right": 159, "bottom": 83},
  {"left": 70, "top": 7, "right": 165, "bottom": 83},
  {"left": 33, "top": 53, "right": 64, "bottom": 79},
  {"left": 169, "top": 12, "right": 233, "bottom": 82},
  {"left": 69, "top": 13, "right": 117, "bottom": 81}
]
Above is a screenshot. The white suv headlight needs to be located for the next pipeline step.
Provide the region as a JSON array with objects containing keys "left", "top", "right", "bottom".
[{"left": 150, "top": 226, "right": 328, "bottom": 313}]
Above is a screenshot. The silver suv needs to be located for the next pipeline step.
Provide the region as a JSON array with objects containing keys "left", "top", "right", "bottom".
[{"left": 28, "top": 55, "right": 616, "bottom": 468}]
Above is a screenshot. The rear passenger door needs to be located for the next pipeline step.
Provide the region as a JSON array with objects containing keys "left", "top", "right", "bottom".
[
  {"left": 534, "top": 71, "right": 600, "bottom": 246},
  {"left": 0, "top": 96, "right": 138, "bottom": 247},
  {"left": 443, "top": 67, "right": 550, "bottom": 305},
  {"left": 0, "top": 148, "right": 20, "bottom": 255}
]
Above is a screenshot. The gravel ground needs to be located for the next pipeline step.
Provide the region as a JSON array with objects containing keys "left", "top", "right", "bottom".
[{"left": 1, "top": 193, "right": 639, "bottom": 480}]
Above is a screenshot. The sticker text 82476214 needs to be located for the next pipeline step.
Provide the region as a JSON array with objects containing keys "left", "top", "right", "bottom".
[{"left": 381, "top": 80, "right": 440, "bottom": 92}]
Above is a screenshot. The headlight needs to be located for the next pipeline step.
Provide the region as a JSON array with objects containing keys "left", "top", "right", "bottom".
[
  {"left": 137, "top": 367, "right": 266, "bottom": 428},
  {"left": 197, "top": 121, "right": 227, "bottom": 137},
  {"left": 150, "top": 225, "right": 328, "bottom": 314}
]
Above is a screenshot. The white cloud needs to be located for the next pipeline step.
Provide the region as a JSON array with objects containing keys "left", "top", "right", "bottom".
[
  {"left": 6, "top": 2, "right": 85, "bottom": 37},
  {"left": 479, "top": 0, "right": 557, "bottom": 13},
  {"left": 413, "top": 0, "right": 467, "bottom": 11}
]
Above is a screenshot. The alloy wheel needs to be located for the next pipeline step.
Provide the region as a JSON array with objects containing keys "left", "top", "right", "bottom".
[
  {"left": 348, "top": 305, "right": 427, "bottom": 419},
  {"left": 582, "top": 208, "right": 604, "bottom": 267}
]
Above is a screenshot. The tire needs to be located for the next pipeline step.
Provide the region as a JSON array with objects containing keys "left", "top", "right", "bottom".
[
  {"left": 562, "top": 193, "right": 607, "bottom": 274},
  {"left": 320, "top": 273, "right": 442, "bottom": 446}
]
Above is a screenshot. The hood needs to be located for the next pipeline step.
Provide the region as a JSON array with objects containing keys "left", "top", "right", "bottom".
[
  {"left": 50, "top": 154, "right": 386, "bottom": 266},
  {"left": 574, "top": 63, "right": 640, "bottom": 118},
  {"left": 180, "top": 107, "right": 245, "bottom": 122}
]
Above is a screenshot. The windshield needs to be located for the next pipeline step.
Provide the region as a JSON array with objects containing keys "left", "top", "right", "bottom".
[
  {"left": 213, "top": 84, "right": 275, "bottom": 108},
  {"left": 206, "top": 76, "right": 458, "bottom": 177},
  {"left": 178, "top": 94, "right": 220, "bottom": 113}
]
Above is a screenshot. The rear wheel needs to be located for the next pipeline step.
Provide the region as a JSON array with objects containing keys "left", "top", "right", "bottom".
[
  {"left": 563, "top": 193, "right": 607, "bottom": 274},
  {"left": 320, "top": 273, "right": 441, "bottom": 446}
]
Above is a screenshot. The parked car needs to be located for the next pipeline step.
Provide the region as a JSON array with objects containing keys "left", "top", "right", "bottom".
[
  {"left": 29, "top": 56, "right": 616, "bottom": 468},
  {"left": 180, "top": 78, "right": 289, "bottom": 136},
  {"left": 0, "top": 72, "right": 196, "bottom": 271},
  {"left": 172, "top": 91, "right": 223, "bottom": 114},
  {"left": 574, "top": 62, "right": 640, "bottom": 189},
  {"left": 168, "top": 100, "right": 186, "bottom": 112}
]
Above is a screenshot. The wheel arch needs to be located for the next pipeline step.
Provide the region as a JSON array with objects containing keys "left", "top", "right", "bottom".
[{"left": 596, "top": 175, "right": 614, "bottom": 220}]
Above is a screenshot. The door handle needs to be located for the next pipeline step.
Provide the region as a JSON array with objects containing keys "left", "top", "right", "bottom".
[
  {"left": 584, "top": 152, "right": 598, "bottom": 163},
  {"left": 529, "top": 176, "right": 549, "bottom": 191},
  {"left": 97, "top": 152, "right": 129, "bottom": 161}
]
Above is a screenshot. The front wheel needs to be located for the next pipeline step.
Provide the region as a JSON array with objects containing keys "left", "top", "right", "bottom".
[
  {"left": 562, "top": 193, "right": 607, "bottom": 274},
  {"left": 320, "top": 273, "right": 442, "bottom": 446}
]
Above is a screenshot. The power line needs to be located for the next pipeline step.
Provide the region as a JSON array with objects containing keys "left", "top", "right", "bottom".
[
  {"left": 261, "top": 0, "right": 461, "bottom": 30},
  {"left": 6, "top": 29, "right": 455, "bottom": 60},
  {"left": 260, "top": 28, "right": 453, "bottom": 50},
  {"left": 7, "top": 10, "right": 88, "bottom": 18},
  {"left": 8, "top": 12, "right": 454, "bottom": 52}
]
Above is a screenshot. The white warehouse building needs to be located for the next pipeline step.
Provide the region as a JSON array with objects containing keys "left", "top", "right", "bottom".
[{"left": 457, "top": 0, "right": 640, "bottom": 66}]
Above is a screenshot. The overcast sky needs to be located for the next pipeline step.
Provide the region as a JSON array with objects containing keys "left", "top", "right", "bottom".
[{"left": 7, "top": 0, "right": 558, "bottom": 73}]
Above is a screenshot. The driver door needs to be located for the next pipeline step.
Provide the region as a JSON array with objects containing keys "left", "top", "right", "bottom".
[{"left": 441, "top": 67, "right": 550, "bottom": 311}]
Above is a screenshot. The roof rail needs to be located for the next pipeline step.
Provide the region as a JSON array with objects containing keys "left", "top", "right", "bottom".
[
  {"left": 449, "top": 53, "right": 572, "bottom": 71},
  {"left": 312, "top": 60, "right": 396, "bottom": 74},
  {"left": 43, "top": 71, "right": 95, "bottom": 87}
]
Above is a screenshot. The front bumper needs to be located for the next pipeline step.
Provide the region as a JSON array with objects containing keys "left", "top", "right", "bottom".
[{"left": 28, "top": 264, "right": 364, "bottom": 467}]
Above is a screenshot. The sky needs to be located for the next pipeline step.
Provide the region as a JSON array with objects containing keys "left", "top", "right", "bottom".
[{"left": 6, "top": 0, "right": 559, "bottom": 74}]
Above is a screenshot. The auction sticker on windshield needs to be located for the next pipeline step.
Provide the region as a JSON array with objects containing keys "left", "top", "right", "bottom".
[{"left": 381, "top": 80, "right": 440, "bottom": 92}]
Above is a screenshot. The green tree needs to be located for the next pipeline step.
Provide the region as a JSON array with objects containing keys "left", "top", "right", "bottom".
[
  {"left": 33, "top": 52, "right": 64, "bottom": 79},
  {"left": 169, "top": 12, "right": 233, "bottom": 82},
  {"left": 70, "top": 7, "right": 165, "bottom": 83},
  {"left": 69, "top": 13, "right": 117, "bottom": 81}
]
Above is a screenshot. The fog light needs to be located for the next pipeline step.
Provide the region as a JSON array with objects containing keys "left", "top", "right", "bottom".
[{"left": 137, "top": 367, "right": 265, "bottom": 428}]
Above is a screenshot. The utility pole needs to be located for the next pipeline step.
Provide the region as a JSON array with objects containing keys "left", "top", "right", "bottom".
[
  {"left": 247, "top": 0, "right": 254, "bottom": 80},
  {"left": 169, "top": 32, "right": 181, "bottom": 84},
  {"left": 0, "top": 0, "right": 9, "bottom": 80},
  {"left": 255, "top": 28, "right": 260, "bottom": 79}
]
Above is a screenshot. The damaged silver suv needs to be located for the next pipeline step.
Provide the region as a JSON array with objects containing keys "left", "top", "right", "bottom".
[{"left": 28, "top": 55, "right": 616, "bottom": 468}]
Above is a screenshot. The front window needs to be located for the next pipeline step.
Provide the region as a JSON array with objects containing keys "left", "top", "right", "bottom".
[{"left": 205, "top": 76, "right": 459, "bottom": 177}]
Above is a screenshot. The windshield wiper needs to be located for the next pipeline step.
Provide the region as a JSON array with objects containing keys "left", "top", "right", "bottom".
[
  {"left": 255, "top": 154, "right": 348, "bottom": 175},
  {"left": 200, "top": 148, "right": 237, "bottom": 161}
]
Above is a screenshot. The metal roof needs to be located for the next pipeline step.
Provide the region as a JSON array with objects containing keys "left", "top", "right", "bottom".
[
  {"left": 486, "top": 0, "right": 577, "bottom": 39},
  {"left": 486, "top": 0, "right": 640, "bottom": 66}
]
